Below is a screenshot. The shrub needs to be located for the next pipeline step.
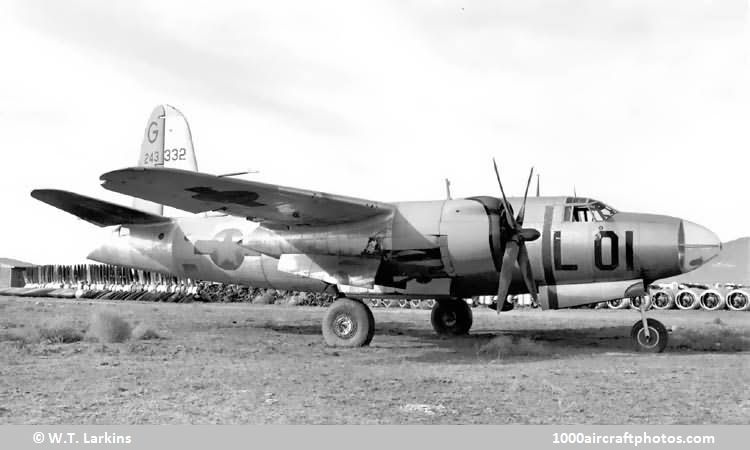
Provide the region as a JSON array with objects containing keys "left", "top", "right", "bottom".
[
  {"left": 132, "top": 323, "right": 161, "bottom": 340},
  {"left": 88, "top": 311, "right": 132, "bottom": 343},
  {"left": 252, "top": 290, "right": 275, "bottom": 305},
  {"left": 37, "top": 319, "right": 83, "bottom": 344}
]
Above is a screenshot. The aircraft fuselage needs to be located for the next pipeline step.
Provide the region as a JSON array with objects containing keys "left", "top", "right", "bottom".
[{"left": 87, "top": 195, "right": 721, "bottom": 309}]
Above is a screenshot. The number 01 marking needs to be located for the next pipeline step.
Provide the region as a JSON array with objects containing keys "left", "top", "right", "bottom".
[
  {"left": 594, "top": 230, "right": 634, "bottom": 271},
  {"left": 555, "top": 230, "right": 635, "bottom": 272}
]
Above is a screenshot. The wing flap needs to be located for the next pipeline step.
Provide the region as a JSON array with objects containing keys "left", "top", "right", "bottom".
[
  {"left": 31, "top": 189, "right": 169, "bottom": 227},
  {"left": 100, "top": 167, "right": 393, "bottom": 227}
]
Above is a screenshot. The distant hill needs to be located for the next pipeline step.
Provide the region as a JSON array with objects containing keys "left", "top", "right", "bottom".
[
  {"left": 659, "top": 237, "right": 750, "bottom": 285},
  {"left": 0, "top": 257, "right": 36, "bottom": 267}
]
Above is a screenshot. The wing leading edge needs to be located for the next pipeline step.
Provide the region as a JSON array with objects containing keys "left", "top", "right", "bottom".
[{"left": 100, "top": 167, "right": 394, "bottom": 227}]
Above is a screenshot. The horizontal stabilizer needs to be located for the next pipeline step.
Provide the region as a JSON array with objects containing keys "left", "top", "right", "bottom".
[{"left": 31, "top": 189, "right": 170, "bottom": 227}]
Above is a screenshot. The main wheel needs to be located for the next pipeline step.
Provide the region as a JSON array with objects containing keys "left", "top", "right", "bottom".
[
  {"left": 322, "top": 298, "right": 374, "bottom": 347},
  {"left": 630, "top": 318, "right": 668, "bottom": 353},
  {"left": 431, "top": 299, "right": 473, "bottom": 335},
  {"left": 364, "top": 303, "right": 375, "bottom": 346}
]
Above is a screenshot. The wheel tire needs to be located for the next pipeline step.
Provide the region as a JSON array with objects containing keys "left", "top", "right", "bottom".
[
  {"left": 630, "top": 318, "right": 668, "bottom": 353},
  {"left": 431, "top": 299, "right": 473, "bottom": 336},
  {"left": 364, "top": 304, "right": 375, "bottom": 346},
  {"left": 322, "top": 298, "right": 373, "bottom": 347}
]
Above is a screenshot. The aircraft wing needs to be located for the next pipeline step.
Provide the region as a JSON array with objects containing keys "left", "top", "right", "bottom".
[
  {"left": 100, "top": 167, "right": 393, "bottom": 227},
  {"left": 31, "top": 189, "right": 170, "bottom": 227}
]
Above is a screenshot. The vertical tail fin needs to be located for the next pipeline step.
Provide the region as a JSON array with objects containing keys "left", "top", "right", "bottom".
[{"left": 135, "top": 105, "right": 199, "bottom": 215}]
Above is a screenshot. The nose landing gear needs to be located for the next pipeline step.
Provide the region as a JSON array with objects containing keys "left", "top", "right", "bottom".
[{"left": 631, "top": 301, "right": 668, "bottom": 352}]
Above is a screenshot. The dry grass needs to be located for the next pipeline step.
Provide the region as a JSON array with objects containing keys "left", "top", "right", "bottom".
[
  {"left": 132, "top": 323, "right": 161, "bottom": 340},
  {"left": 670, "top": 322, "right": 750, "bottom": 352},
  {"left": 477, "top": 335, "right": 554, "bottom": 358},
  {"left": 87, "top": 310, "right": 132, "bottom": 343},
  {"left": 36, "top": 318, "right": 84, "bottom": 344}
]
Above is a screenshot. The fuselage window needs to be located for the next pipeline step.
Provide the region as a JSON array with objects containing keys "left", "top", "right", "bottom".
[{"left": 573, "top": 206, "right": 591, "bottom": 222}]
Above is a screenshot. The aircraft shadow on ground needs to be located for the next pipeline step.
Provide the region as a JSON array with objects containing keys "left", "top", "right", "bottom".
[{"left": 250, "top": 319, "right": 750, "bottom": 363}]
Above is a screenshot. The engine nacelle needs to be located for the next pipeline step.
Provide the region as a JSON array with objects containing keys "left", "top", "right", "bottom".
[
  {"left": 629, "top": 295, "right": 652, "bottom": 310},
  {"left": 726, "top": 290, "right": 750, "bottom": 311},
  {"left": 650, "top": 289, "right": 675, "bottom": 310},
  {"left": 675, "top": 289, "right": 700, "bottom": 310},
  {"left": 699, "top": 289, "right": 725, "bottom": 311}
]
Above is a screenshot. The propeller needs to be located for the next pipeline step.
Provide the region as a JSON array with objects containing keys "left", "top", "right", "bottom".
[{"left": 491, "top": 159, "right": 541, "bottom": 313}]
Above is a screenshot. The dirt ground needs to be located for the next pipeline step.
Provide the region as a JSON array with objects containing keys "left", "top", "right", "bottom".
[{"left": 0, "top": 296, "right": 748, "bottom": 424}]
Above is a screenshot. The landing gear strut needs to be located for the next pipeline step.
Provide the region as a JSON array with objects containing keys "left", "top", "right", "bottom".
[
  {"left": 322, "top": 297, "right": 374, "bottom": 347},
  {"left": 630, "top": 300, "right": 668, "bottom": 353},
  {"left": 431, "top": 299, "right": 473, "bottom": 335}
]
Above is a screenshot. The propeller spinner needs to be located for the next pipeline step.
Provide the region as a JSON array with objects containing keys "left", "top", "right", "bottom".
[{"left": 491, "top": 159, "right": 541, "bottom": 313}]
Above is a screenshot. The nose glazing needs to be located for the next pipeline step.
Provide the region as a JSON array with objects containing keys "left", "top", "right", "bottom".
[{"left": 678, "top": 220, "right": 722, "bottom": 273}]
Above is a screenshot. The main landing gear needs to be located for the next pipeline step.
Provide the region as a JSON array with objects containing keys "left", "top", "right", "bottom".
[
  {"left": 630, "top": 300, "right": 668, "bottom": 353},
  {"left": 430, "top": 299, "right": 473, "bottom": 336},
  {"left": 321, "top": 297, "right": 476, "bottom": 347},
  {"left": 322, "top": 297, "right": 375, "bottom": 347}
]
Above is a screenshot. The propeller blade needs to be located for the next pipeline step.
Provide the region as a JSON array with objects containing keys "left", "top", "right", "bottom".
[
  {"left": 496, "top": 240, "right": 519, "bottom": 314},
  {"left": 516, "top": 167, "right": 534, "bottom": 226},
  {"left": 492, "top": 158, "right": 517, "bottom": 229},
  {"left": 536, "top": 174, "right": 540, "bottom": 197},
  {"left": 517, "top": 243, "right": 538, "bottom": 301}
]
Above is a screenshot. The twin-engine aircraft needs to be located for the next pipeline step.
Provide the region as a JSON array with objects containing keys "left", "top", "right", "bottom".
[{"left": 32, "top": 105, "right": 722, "bottom": 352}]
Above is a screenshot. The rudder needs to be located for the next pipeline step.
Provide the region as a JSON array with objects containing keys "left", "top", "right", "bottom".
[{"left": 135, "top": 105, "right": 199, "bottom": 215}]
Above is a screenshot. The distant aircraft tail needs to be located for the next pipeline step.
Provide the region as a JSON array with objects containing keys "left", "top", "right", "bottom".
[{"left": 135, "top": 105, "right": 199, "bottom": 215}]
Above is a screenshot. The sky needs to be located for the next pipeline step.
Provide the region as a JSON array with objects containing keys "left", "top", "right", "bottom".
[{"left": 0, "top": 0, "right": 748, "bottom": 264}]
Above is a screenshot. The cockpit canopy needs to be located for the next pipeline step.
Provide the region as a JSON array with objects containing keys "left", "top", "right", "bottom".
[{"left": 565, "top": 197, "right": 618, "bottom": 222}]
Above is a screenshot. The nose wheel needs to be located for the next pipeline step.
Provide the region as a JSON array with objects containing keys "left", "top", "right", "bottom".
[{"left": 630, "top": 298, "right": 668, "bottom": 354}]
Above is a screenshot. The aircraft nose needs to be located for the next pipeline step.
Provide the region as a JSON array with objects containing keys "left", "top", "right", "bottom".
[{"left": 679, "top": 220, "right": 722, "bottom": 273}]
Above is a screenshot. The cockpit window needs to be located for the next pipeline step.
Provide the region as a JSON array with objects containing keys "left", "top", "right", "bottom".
[{"left": 567, "top": 200, "right": 618, "bottom": 222}]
